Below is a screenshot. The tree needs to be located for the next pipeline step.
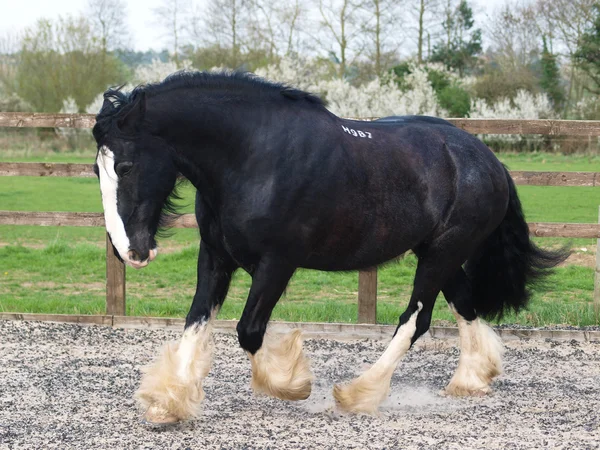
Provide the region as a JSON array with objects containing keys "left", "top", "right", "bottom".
[
  {"left": 247, "top": 0, "right": 279, "bottom": 59},
  {"left": 317, "top": 0, "right": 365, "bottom": 78},
  {"left": 409, "top": 0, "right": 441, "bottom": 64},
  {"left": 0, "top": 32, "right": 21, "bottom": 96},
  {"left": 246, "top": 0, "right": 307, "bottom": 58},
  {"left": 16, "top": 16, "right": 125, "bottom": 112},
  {"left": 429, "top": 0, "right": 481, "bottom": 76},
  {"left": 487, "top": 3, "right": 540, "bottom": 72},
  {"left": 474, "top": 3, "right": 541, "bottom": 104},
  {"left": 279, "top": 0, "right": 306, "bottom": 55},
  {"left": 87, "top": 0, "right": 129, "bottom": 85},
  {"left": 574, "top": 4, "right": 600, "bottom": 94},
  {"left": 87, "top": 0, "right": 129, "bottom": 53},
  {"left": 537, "top": 0, "right": 596, "bottom": 108},
  {"left": 152, "top": 0, "right": 190, "bottom": 66},
  {"left": 361, "top": 0, "right": 402, "bottom": 76},
  {"left": 540, "top": 36, "right": 565, "bottom": 111},
  {"left": 198, "top": 0, "right": 251, "bottom": 68}
]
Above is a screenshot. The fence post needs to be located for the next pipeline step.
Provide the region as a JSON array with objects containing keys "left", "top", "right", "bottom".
[
  {"left": 595, "top": 207, "right": 600, "bottom": 320},
  {"left": 358, "top": 268, "right": 377, "bottom": 324},
  {"left": 106, "top": 233, "right": 126, "bottom": 316}
]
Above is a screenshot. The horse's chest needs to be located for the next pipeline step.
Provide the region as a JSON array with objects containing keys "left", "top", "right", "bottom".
[{"left": 220, "top": 232, "right": 260, "bottom": 273}]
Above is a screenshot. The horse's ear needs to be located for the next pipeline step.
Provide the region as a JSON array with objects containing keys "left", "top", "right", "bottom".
[{"left": 117, "top": 92, "right": 146, "bottom": 134}]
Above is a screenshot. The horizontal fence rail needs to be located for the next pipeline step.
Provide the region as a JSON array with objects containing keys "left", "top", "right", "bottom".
[
  {"left": 2, "top": 211, "right": 600, "bottom": 239},
  {"left": 3, "top": 162, "right": 600, "bottom": 187},
  {"left": 2, "top": 112, "right": 600, "bottom": 324},
  {"left": 0, "top": 162, "right": 96, "bottom": 177},
  {"left": 0, "top": 112, "right": 96, "bottom": 129},
  {"left": 3, "top": 112, "right": 600, "bottom": 136}
]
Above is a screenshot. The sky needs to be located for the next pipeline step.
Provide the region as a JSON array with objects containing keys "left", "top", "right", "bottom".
[{"left": 0, "top": 0, "right": 511, "bottom": 53}]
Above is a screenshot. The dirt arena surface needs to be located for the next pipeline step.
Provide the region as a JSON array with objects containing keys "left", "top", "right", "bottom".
[{"left": 1, "top": 320, "right": 599, "bottom": 449}]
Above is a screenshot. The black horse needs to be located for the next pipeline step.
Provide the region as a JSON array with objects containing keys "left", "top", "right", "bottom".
[{"left": 92, "top": 71, "right": 567, "bottom": 425}]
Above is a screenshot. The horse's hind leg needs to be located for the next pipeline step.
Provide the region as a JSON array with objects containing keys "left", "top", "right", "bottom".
[
  {"left": 333, "top": 251, "right": 452, "bottom": 414},
  {"left": 135, "top": 241, "right": 236, "bottom": 425},
  {"left": 442, "top": 269, "right": 504, "bottom": 396}
]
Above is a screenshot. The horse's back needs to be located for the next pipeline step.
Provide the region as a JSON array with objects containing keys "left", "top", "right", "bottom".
[
  {"left": 373, "top": 115, "right": 456, "bottom": 128},
  {"left": 363, "top": 115, "right": 502, "bottom": 176}
]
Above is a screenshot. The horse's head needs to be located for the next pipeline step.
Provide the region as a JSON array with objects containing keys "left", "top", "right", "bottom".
[{"left": 92, "top": 89, "right": 178, "bottom": 269}]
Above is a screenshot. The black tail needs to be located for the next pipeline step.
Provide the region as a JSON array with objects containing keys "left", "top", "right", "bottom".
[{"left": 465, "top": 167, "right": 570, "bottom": 320}]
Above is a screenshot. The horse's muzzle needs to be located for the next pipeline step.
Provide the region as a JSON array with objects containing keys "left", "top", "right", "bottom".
[{"left": 126, "top": 248, "right": 158, "bottom": 269}]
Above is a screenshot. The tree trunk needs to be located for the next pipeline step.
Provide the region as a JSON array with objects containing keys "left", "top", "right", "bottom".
[
  {"left": 173, "top": 7, "right": 179, "bottom": 66},
  {"left": 418, "top": 0, "right": 425, "bottom": 64},
  {"left": 340, "top": 0, "right": 347, "bottom": 78},
  {"left": 232, "top": 0, "right": 238, "bottom": 67},
  {"left": 375, "top": 0, "right": 381, "bottom": 75}
]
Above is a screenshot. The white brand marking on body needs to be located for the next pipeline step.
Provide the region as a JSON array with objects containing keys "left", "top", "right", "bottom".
[
  {"left": 341, "top": 125, "right": 373, "bottom": 139},
  {"left": 96, "top": 146, "right": 130, "bottom": 260}
]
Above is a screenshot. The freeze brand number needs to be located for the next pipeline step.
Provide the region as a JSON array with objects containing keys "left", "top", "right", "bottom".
[{"left": 342, "top": 125, "right": 372, "bottom": 139}]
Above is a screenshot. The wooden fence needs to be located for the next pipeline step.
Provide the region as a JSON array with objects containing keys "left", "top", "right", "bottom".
[{"left": 1, "top": 112, "right": 600, "bottom": 322}]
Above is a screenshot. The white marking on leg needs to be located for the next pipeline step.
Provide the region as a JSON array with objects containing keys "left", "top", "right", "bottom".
[
  {"left": 333, "top": 302, "right": 423, "bottom": 413},
  {"left": 96, "top": 146, "right": 130, "bottom": 260},
  {"left": 376, "top": 301, "right": 423, "bottom": 369},
  {"left": 445, "top": 304, "right": 504, "bottom": 396},
  {"left": 176, "top": 321, "right": 212, "bottom": 382},
  {"left": 135, "top": 319, "right": 214, "bottom": 422}
]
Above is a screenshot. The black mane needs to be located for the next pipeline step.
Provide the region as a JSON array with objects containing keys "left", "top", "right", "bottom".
[
  {"left": 137, "top": 70, "right": 324, "bottom": 105},
  {"left": 93, "top": 71, "right": 325, "bottom": 140}
]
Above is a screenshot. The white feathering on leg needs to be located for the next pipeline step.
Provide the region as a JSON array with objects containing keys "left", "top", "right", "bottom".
[
  {"left": 333, "top": 302, "right": 423, "bottom": 414},
  {"left": 248, "top": 329, "right": 313, "bottom": 401},
  {"left": 445, "top": 305, "right": 504, "bottom": 396},
  {"left": 135, "top": 321, "right": 214, "bottom": 424}
]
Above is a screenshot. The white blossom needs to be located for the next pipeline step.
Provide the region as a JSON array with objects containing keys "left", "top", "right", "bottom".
[
  {"left": 255, "top": 57, "right": 333, "bottom": 92},
  {"left": 56, "top": 97, "right": 87, "bottom": 140},
  {"left": 133, "top": 59, "right": 193, "bottom": 84},
  {"left": 85, "top": 92, "right": 106, "bottom": 115},
  {"left": 470, "top": 90, "right": 553, "bottom": 120},
  {"left": 257, "top": 57, "right": 446, "bottom": 118},
  {"left": 84, "top": 59, "right": 194, "bottom": 115},
  {"left": 470, "top": 90, "right": 553, "bottom": 143}
]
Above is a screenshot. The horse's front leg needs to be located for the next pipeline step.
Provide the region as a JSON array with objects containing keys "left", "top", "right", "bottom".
[
  {"left": 136, "top": 241, "right": 236, "bottom": 425},
  {"left": 236, "top": 254, "right": 313, "bottom": 401}
]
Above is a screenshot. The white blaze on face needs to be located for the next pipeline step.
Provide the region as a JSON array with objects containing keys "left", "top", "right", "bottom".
[{"left": 96, "top": 145, "right": 130, "bottom": 260}]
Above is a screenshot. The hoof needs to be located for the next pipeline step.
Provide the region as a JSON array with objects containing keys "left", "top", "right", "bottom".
[
  {"left": 443, "top": 384, "right": 492, "bottom": 397},
  {"left": 332, "top": 377, "right": 388, "bottom": 415},
  {"left": 141, "top": 405, "right": 181, "bottom": 429}
]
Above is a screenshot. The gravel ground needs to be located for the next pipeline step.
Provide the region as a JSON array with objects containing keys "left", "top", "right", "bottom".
[{"left": 1, "top": 321, "right": 600, "bottom": 450}]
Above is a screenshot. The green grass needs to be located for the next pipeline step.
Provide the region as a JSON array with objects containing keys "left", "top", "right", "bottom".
[
  {"left": 0, "top": 150, "right": 599, "bottom": 326},
  {"left": 0, "top": 153, "right": 96, "bottom": 163},
  {"left": 499, "top": 152, "right": 600, "bottom": 172},
  {"left": 0, "top": 243, "right": 596, "bottom": 326}
]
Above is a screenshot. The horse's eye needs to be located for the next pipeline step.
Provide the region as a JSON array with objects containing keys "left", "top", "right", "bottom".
[{"left": 115, "top": 161, "right": 133, "bottom": 177}]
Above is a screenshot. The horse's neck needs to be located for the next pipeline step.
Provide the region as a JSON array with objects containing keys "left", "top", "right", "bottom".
[{"left": 155, "top": 96, "right": 258, "bottom": 191}]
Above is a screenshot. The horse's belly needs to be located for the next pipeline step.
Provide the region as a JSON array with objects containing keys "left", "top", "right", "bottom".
[
  {"left": 301, "top": 233, "right": 419, "bottom": 271},
  {"left": 302, "top": 251, "right": 409, "bottom": 271}
]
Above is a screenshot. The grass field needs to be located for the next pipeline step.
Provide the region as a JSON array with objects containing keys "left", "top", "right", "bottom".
[{"left": 1, "top": 150, "right": 599, "bottom": 326}]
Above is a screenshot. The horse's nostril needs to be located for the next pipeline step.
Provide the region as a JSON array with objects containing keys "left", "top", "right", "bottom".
[{"left": 128, "top": 249, "right": 141, "bottom": 261}]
